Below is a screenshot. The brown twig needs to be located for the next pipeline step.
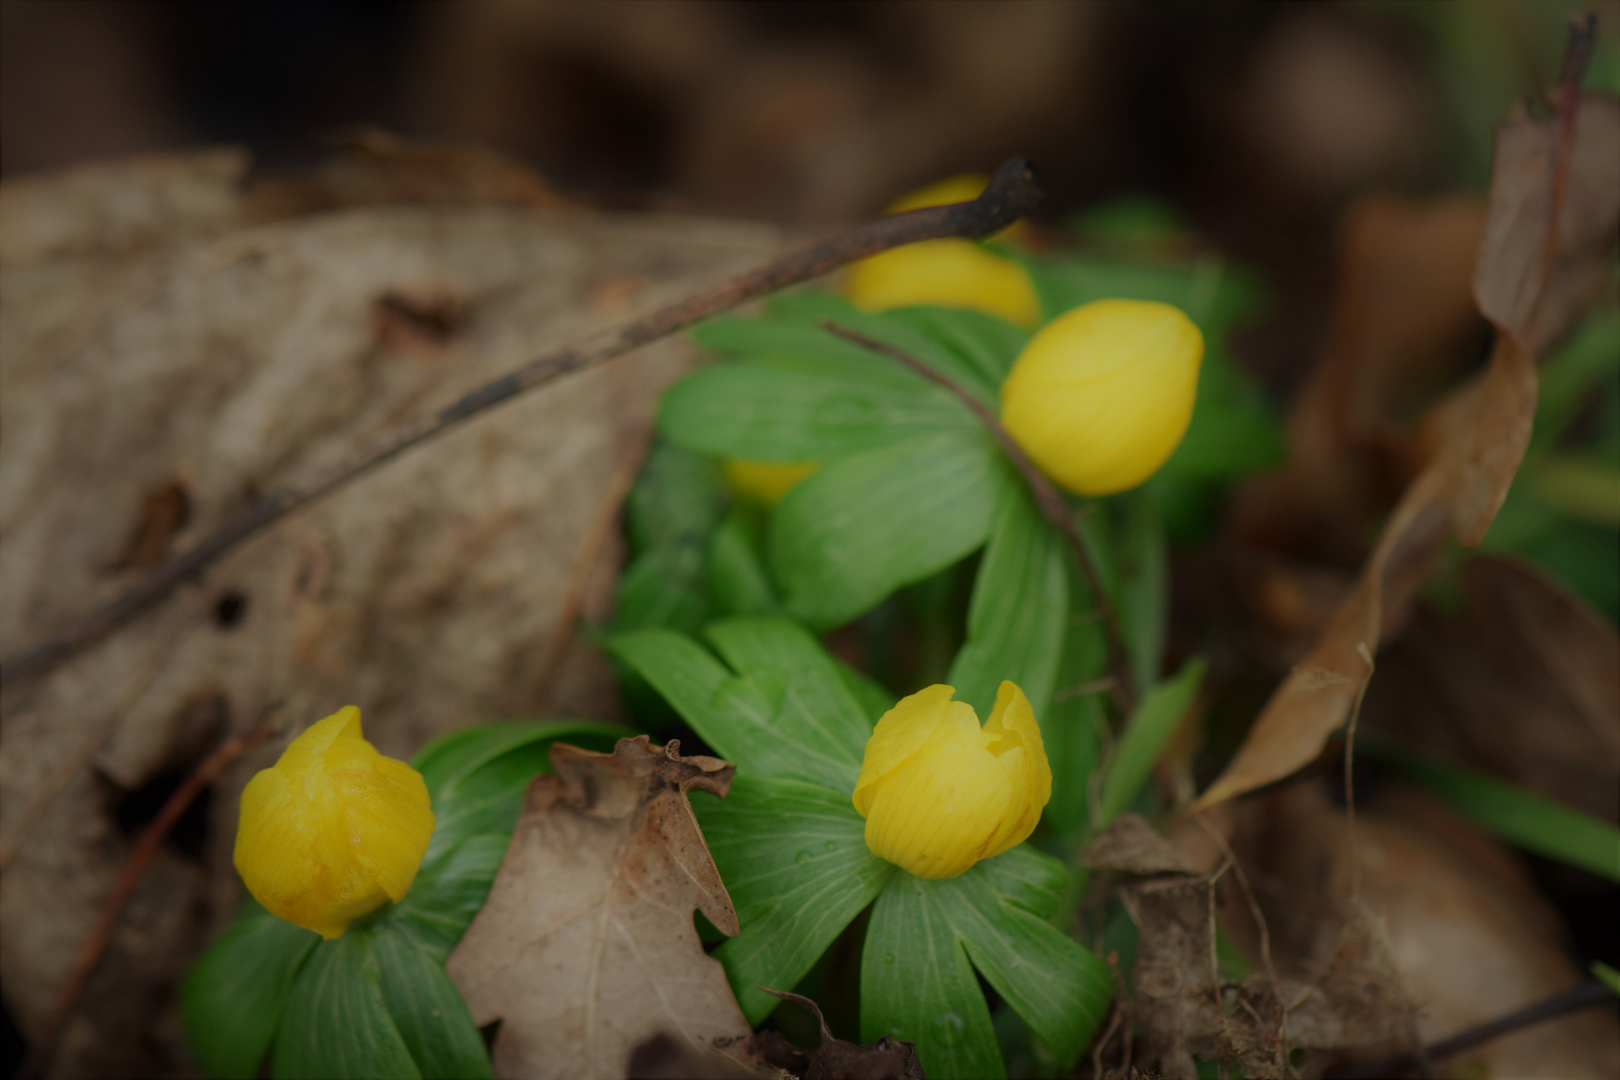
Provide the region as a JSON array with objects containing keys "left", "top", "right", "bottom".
[
  {"left": 820, "top": 321, "right": 1137, "bottom": 712},
  {"left": 1325, "top": 981, "right": 1617, "bottom": 1079},
  {"left": 1, "top": 159, "right": 1045, "bottom": 688},
  {"left": 17, "top": 721, "right": 279, "bottom": 1080}
]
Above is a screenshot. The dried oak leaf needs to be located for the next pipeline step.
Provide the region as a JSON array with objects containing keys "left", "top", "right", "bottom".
[
  {"left": 446, "top": 736, "right": 755, "bottom": 1079},
  {"left": 1197, "top": 86, "right": 1620, "bottom": 810},
  {"left": 757, "top": 990, "right": 926, "bottom": 1080}
]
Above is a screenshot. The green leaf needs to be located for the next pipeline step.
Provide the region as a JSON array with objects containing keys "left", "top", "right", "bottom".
[
  {"left": 947, "top": 482, "right": 1069, "bottom": 720},
  {"left": 1379, "top": 751, "right": 1620, "bottom": 881},
  {"left": 1116, "top": 492, "right": 1169, "bottom": 691},
  {"left": 1098, "top": 659, "right": 1206, "bottom": 827},
  {"left": 614, "top": 440, "right": 725, "bottom": 634},
  {"left": 382, "top": 833, "right": 510, "bottom": 961},
  {"left": 1023, "top": 253, "right": 1265, "bottom": 334},
  {"left": 1594, "top": 961, "right": 1620, "bottom": 996},
  {"left": 623, "top": 440, "right": 727, "bottom": 558},
  {"left": 767, "top": 291, "right": 1010, "bottom": 405},
  {"left": 770, "top": 433, "right": 1010, "bottom": 629},
  {"left": 415, "top": 721, "right": 629, "bottom": 861},
  {"left": 183, "top": 899, "right": 320, "bottom": 1080},
  {"left": 949, "top": 849, "right": 1113, "bottom": 1066},
  {"left": 1533, "top": 309, "right": 1620, "bottom": 452},
  {"left": 372, "top": 931, "right": 492, "bottom": 1080},
  {"left": 862, "top": 874, "right": 1003, "bottom": 1080},
  {"left": 273, "top": 930, "right": 421, "bottom": 1080},
  {"left": 660, "top": 361, "right": 974, "bottom": 461},
  {"left": 1160, "top": 349, "right": 1285, "bottom": 480},
  {"left": 706, "top": 511, "right": 779, "bottom": 617},
  {"left": 836, "top": 656, "right": 897, "bottom": 726},
  {"left": 695, "top": 774, "right": 896, "bottom": 1023},
  {"left": 860, "top": 849, "right": 1112, "bottom": 1079},
  {"left": 871, "top": 305, "right": 1028, "bottom": 405},
  {"left": 610, "top": 617, "right": 871, "bottom": 792},
  {"left": 1043, "top": 593, "right": 1109, "bottom": 838}
]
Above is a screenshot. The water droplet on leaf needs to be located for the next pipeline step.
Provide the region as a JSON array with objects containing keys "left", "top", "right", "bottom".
[{"left": 795, "top": 849, "right": 812, "bottom": 865}]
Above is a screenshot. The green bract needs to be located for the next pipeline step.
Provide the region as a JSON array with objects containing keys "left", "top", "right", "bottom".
[
  {"left": 183, "top": 720, "right": 628, "bottom": 1080},
  {"left": 611, "top": 616, "right": 1114, "bottom": 1080}
]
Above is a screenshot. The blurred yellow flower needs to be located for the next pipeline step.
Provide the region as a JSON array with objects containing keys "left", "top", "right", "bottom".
[
  {"left": 845, "top": 174, "right": 1040, "bottom": 327},
  {"left": 234, "top": 707, "right": 434, "bottom": 939},
  {"left": 853, "top": 682, "right": 1051, "bottom": 879},
  {"left": 723, "top": 459, "right": 818, "bottom": 507},
  {"left": 1000, "top": 298, "right": 1203, "bottom": 496}
]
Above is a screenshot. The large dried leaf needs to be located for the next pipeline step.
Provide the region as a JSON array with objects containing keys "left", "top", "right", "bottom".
[
  {"left": 446, "top": 736, "right": 753, "bottom": 1079},
  {"left": 1226, "top": 782, "right": 1620, "bottom": 1078},
  {"left": 0, "top": 145, "right": 784, "bottom": 1077},
  {"left": 1198, "top": 90, "right": 1620, "bottom": 809}
]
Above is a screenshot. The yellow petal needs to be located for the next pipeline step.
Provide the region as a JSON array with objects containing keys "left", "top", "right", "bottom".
[
  {"left": 233, "top": 707, "right": 435, "bottom": 939},
  {"left": 853, "top": 685, "right": 963, "bottom": 817},
  {"left": 846, "top": 241, "right": 1039, "bottom": 327},
  {"left": 1000, "top": 299, "right": 1203, "bottom": 495},
  {"left": 723, "top": 459, "right": 818, "bottom": 508},
  {"left": 853, "top": 682, "right": 1053, "bottom": 878}
]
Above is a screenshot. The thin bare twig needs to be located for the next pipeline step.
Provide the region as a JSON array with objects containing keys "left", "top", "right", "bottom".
[
  {"left": 820, "top": 321, "right": 1136, "bottom": 712},
  {"left": 1, "top": 159, "right": 1045, "bottom": 687},
  {"left": 1326, "top": 981, "right": 1616, "bottom": 1079},
  {"left": 17, "top": 720, "right": 280, "bottom": 1080}
]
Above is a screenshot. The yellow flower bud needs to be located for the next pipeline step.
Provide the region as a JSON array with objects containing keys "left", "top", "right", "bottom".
[
  {"left": 845, "top": 174, "right": 1040, "bottom": 327},
  {"left": 853, "top": 682, "right": 1051, "bottom": 879},
  {"left": 723, "top": 459, "right": 818, "bottom": 508},
  {"left": 234, "top": 707, "right": 434, "bottom": 939},
  {"left": 999, "top": 299, "right": 1203, "bottom": 496}
]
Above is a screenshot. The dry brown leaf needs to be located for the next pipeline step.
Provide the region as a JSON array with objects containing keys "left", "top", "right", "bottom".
[
  {"left": 1197, "top": 88, "right": 1620, "bottom": 810},
  {"left": 0, "top": 145, "right": 784, "bottom": 1077},
  {"left": 1081, "top": 812, "right": 1195, "bottom": 876},
  {"left": 1365, "top": 554, "right": 1620, "bottom": 821},
  {"left": 1227, "top": 782, "right": 1620, "bottom": 1078},
  {"left": 755, "top": 990, "right": 926, "bottom": 1080},
  {"left": 446, "top": 736, "right": 754, "bottom": 1080}
]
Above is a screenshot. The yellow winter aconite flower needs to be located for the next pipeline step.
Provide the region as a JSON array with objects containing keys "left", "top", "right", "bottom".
[
  {"left": 723, "top": 459, "right": 818, "bottom": 508},
  {"left": 234, "top": 707, "right": 434, "bottom": 939},
  {"left": 1000, "top": 298, "right": 1203, "bottom": 496},
  {"left": 853, "top": 682, "right": 1051, "bottom": 879},
  {"left": 845, "top": 174, "right": 1040, "bottom": 327}
]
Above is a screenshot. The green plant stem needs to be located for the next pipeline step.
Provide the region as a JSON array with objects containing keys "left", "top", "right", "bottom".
[
  {"left": 1, "top": 159, "right": 1046, "bottom": 688},
  {"left": 821, "top": 322, "right": 1136, "bottom": 713}
]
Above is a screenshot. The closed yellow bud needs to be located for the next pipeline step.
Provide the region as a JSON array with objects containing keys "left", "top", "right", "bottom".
[
  {"left": 853, "top": 682, "right": 1051, "bottom": 879},
  {"left": 234, "top": 707, "right": 435, "bottom": 939},
  {"left": 723, "top": 459, "right": 818, "bottom": 508},
  {"left": 999, "top": 299, "right": 1203, "bottom": 496},
  {"left": 845, "top": 174, "right": 1040, "bottom": 327}
]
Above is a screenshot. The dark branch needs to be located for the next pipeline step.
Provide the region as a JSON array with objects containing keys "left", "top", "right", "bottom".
[
  {"left": 820, "top": 321, "right": 1137, "bottom": 713},
  {"left": 1, "top": 159, "right": 1045, "bottom": 686},
  {"left": 1326, "top": 980, "right": 1616, "bottom": 1079}
]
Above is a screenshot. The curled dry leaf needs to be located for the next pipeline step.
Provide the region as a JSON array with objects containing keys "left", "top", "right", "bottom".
[
  {"left": 1081, "top": 812, "right": 1195, "bottom": 877},
  {"left": 1366, "top": 555, "right": 1620, "bottom": 821},
  {"left": 1197, "top": 86, "right": 1620, "bottom": 810},
  {"left": 755, "top": 990, "right": 927, "bottom": 1080},
  {"left": 1118, "top": 810, "right": 1412, "bottom": 1080},
  {"left": 446, "top": 736, "right": 755, "bottom": 1080}
]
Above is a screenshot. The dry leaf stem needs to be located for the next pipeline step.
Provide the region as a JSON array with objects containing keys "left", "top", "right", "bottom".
[
  {"left": 17, "top": 721, "right": 278, "bottom": 1080},
  {"left": 822, "top": 321, "right": 1137, "bottom": 712},
  {"left": 1, "top": 158, "right": 1045, "bottom": 687}
]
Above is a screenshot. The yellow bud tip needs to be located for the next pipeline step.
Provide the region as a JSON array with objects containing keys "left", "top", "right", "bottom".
[
  {"left": 233, "top": 706, "right": 435, "bottom": 939},
  {"left": 853, "top": 682, "right": 1051, "bottom": 879},
  {"left": 844, "top": 174, "right": 1038, "bottom": 327},
  {"left": 999, "top": 299, "right": 1204, "bottom": 496},
  {"left": 723, "top": 459, "right": 818, "bottom": 508}
]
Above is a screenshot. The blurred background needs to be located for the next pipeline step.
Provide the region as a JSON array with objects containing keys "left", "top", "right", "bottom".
[
  {"left": 5, "top": 0, "right": 1615, "bottom": 395},
  {"left": 2, "top": 2, "right": 1618, "bottom": 1077}
]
